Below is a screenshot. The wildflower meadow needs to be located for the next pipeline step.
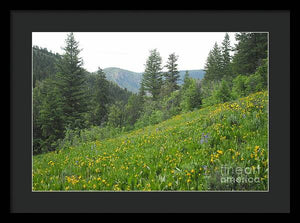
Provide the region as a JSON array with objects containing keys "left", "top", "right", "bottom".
[{"left": 33, "top": 91, "right": 268, "bottom": 191}]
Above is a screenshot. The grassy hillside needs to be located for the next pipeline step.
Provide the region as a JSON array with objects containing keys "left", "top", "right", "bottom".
[{"left": 33, "top": 91, "right": 268, "bottom": 191}]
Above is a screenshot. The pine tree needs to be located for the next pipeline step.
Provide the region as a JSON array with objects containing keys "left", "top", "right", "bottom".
[
  {"left": 164, "top": 53, "right": 180, "bottom": 94},
  {"left": 56, "top": 33, "right": 88, "bottom": 130},
  {"left": 39, "top": 77, "right": 65, "bottom": 152},
  {"left": 138, "top": 81, "right": 146, "bottom": 104},
  {"left": 142, "top": 49, "right": 163, "bottom": 100},
  {"left": 203, "top": 42, "right": 223, "bottom": 82},
  {"left": 182, "top": 70, "right": 191, "bottom": 91},
  {"left": 32, "top": 46, "right": 61, "bottom": 88},
  {"left": 232, "top": 32, "right": 268, "bottom": 76},
  {"left": 125, "top": 94, "right": 143, "bottom": 126},
  {"left": 107, "top": 101, "right": 126, "bottom": 128},
  {"left": 221, "top": 33, "right": 232, "bottom": 79},
  {"left": 180, "top": 78, "right": 202, "bottom": 111},
  {"left": 89, "top": 67, "right": 109, "bottom": 126},
  {"left": 33, "top": 80, "right": 44, "bottom": 154},
  {"left": 214, "top": 79, "right": 232, "bottom": 103},
  {"left": 184, "top": 70, "right": 189, "bottom": 81}
]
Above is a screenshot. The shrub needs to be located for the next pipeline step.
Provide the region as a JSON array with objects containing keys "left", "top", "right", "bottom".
[
  {"left": 245, "top": 73, "right": 264, "bottom": 95},
  {"left": 232, "top": 75, "right": 248, "bottom": 99},
  {"left": 180, "top": 79, "right": 202, "bottom": 111},
  {"left": 161, "top": 90, "right": 182, "bottom": 120}
]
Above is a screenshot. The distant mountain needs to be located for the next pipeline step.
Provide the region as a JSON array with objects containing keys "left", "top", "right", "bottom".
[
  {"left": 103, "top": 67, "right": 142, "bottom": 93},
  {"left": 103, "top": 67, "right": 205, "bottom": 93},
  {"left": 32, "top": 46, "right": 206, "bottom": 93},
  {"left": 178, "top": 70, "right": 205, "bottom": 85}
]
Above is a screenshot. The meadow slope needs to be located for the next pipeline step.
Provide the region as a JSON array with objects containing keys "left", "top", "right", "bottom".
[{"left": 33, "top": 91, "right": 268, "bottom": 191}]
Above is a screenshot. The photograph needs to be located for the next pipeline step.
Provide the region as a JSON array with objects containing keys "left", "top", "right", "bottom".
[{"left": 31, "top": 31, "right": 269, "bottom": 192}]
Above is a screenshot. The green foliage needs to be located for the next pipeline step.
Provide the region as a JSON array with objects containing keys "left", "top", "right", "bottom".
[
  {"left": 161, "top": 90, "right": 182, "bottom": 120},
  {"left": 203, "top": 42, "right": 223, "bottom": 82},
  {"left": 232, "top": 32, "right": 268, "bottom": 76},
  {"left": 163, "top": 53, "right": 180, "bottom": 95},
  {"left": 134, "top": 99, "right": 163, "bottom": 128},
  {"left": 232, "top": 75, "right": 248, "bottom": 98},
  {"left": 33, "top": 81, "right": 44, "bottom": 154},
  {"left": 202, "top": 32, "right": 268, "bottom": 108},
  {"left": 87, "top": 68, "right": 110, "bottom": 126},
  {"left": 220, "top": 33, "right": 233, "bottom": 79},
  {"left": 36, "top": 77, "right": 65, "bottom": 153},
  {"left": 56, "top": 33, "right": 88, "bottom": 130},
  {"left": 232, "top": 59, "right": 268, "bottom": 99},
  {"left": 214, "top": 79, "right": 232, "bottom": 103},
  {"left": 32, "top": 44, "right": 133, "bottom": 154},
  {"left": 255, "top": 58, "right": 268, "bottom": 89},
  {"left": 245, "top": 72, "right": 265, "bottom": 95},
  {"left": 180, "top": 78, "right": 202, "bottom": 111},
  {"left": 124, "top": 94, "right": 143, "bottom": 127},
  {"left": 142, "top": 49, "right": 163, "bottom": 100},
  {"left": 107, "top": 101, "right": 126, "bottom": 128},
  {"left": 202, "top": 79, "right": 233, "bottom": 107},
  {"left": 32, "top": 46, "right": 61, "bottom": 88},
  {"left": 202, "top": 33, "right": 234, "bottom": 97},
  {"left": 58, "top": 125, "right": 125, "bottom": 150}
]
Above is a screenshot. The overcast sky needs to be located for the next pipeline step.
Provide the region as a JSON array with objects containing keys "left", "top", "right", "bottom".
[{"left": 32, "top": 32, "right": 238, "bottom": 73}]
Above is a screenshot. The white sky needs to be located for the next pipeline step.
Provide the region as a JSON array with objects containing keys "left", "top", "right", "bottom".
[{"left": 32, "top": 32, "right": 238, "bottom": 73}]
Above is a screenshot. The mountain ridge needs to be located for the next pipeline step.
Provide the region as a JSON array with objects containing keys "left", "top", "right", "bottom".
[{"left": 103, "top": 67, "right": 205, "bottom": 93}]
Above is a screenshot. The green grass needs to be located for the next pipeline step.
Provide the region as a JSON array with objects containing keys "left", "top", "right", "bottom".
[{"left": 33, "top": 91, "right": 268, "bottom": 191}]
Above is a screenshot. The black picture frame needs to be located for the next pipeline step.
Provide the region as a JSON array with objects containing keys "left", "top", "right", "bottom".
[{"left": 10, "top": 10, "right": 290, "bottom": 213}]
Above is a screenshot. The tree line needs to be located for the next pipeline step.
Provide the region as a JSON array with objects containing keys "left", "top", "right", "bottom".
[{"left": 33, "top": 32, "right": 268, "bottom": 155}]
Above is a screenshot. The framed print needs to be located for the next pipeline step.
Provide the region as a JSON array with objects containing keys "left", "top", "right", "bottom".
[{"left": 10, "top": 10, "right": 290, "bottom": 213}]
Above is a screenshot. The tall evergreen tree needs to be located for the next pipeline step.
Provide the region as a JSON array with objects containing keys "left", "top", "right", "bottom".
[
  {"left": 232, "top": 32, "right": 268, "bottom": 76},
  {"left": 164, "top": 53, "right": 180, "bottom": 93},
  {"left": 203, "top": 42, "right": 223, "bottom": 82},
  {"left": 89, "top": 67, "right": 109, "bottom": 126},
  {"left": 56, "top": 33, "right": 88, "bottom": 130},
  {"left": 33, "top": 80, "right": 44, "bottom": 154},
  {"left": 124, "top": 94, "right": 143, "bottom": 126},
  {"left": 142, "top": 49, "right": 163, "bottom": 100},
  {"left": 221, "top": 33, "right": 232, "bottom": 79},
  {"left": 182, "top": 70, "right": 191, "bottom": 91},
  {"left": 107, "top": 101, "right": 126, "bottom": 128},
  {"left": 39, "top": 77, "right": 65, "bottom": 152},
  {"left": 184, "top": 70, "right": 189, "bottom": 81},
  {"left": 138, "top": 81, "right": 146, "bottom": 104}
]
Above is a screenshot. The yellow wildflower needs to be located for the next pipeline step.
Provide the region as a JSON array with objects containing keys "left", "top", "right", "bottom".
[{"left": 217, "top": 150, "right": 223, "bottom": 155}]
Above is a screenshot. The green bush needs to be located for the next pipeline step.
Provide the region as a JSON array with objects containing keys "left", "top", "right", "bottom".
[
  {"left": 245, "top": 73, "right": 264, "bottom": 95},
  {"left": 58, "top": 125, "right": 125, "bottom": 149},
  {"left": 134, "top": 109, "right": 164, "bottom": 128},
  {"left": 231, "top": 59, "right": 268, "bottom": 100},
  {"left": 232, "top": 75, "right": 248, "bottom": 99},
  {"left": 180, "top": 79, "right": 202, "bottom": 111},
  {"left": 107, "top": 101, "right": 126, "bottom": 128},
  {"left": 255, "top": 58, "right": 268, "bottom": 89},
  {"left": 214, "top": 79, "right": 232, "bottom": 103},
  {"left": 203, "top": 79, "right": 232, "bottom": 107},
  {"left": 161, "top": 90, "right": 182, "bottom": 120}
]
